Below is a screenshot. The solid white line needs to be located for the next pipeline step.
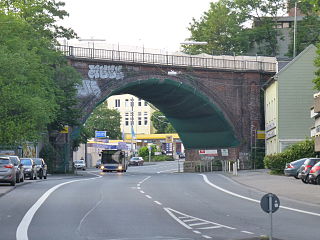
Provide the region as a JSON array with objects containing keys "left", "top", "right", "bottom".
[
  {"left": 154, "top": 201, "right": 162, "bottom": 205},
  {"left": 200, "top": 174, "right": 320, "bottom": 217},
  {"left": 145, "top": 195, "right": 152, "bottom": 199},
  {"left": 241, "top": 231, "right": 254, "bottom": 235},
  {"left": 184, "top": 219, "right": 198, "bottom": 222},
  {"left": 157, "top": 169, "right": 176, "bottom": 174},
  {"left": 164, "top": 208, "right": 192, "bottom": 229},
  {"left": 16, "top": 174, "right": 102, "bottom": 240}
]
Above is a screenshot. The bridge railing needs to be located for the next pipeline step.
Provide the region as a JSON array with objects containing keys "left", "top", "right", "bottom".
[{"left": 58, "top": 45, "right": 276, "bottom": 72}]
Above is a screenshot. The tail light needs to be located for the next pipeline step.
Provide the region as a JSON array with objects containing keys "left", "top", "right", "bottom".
[
  {"left": 310, "top": 166, "right": 320, "bottom": 173},
  {"left": 304, "top": 165, "right": 312, "bottom": 171},
  {"left": 287, "top": 164, "right": 293, "bottom": 169},
  {"left": 4, "top": 164, "right": 13, "bottom": 169}
]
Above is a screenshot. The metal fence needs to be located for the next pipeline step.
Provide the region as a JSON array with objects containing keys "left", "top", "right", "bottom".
[{"left": 57, "top": 45, "right": 277, "bottom": 73}]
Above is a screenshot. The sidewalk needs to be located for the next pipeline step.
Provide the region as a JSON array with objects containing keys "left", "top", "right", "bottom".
[{"left": 227, "top": 169, "right": 320, "bottom": 205}]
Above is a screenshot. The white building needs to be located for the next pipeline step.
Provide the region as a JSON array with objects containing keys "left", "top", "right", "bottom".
[{"left": 107, "top": 94, "right": 156, "bottom": 136}]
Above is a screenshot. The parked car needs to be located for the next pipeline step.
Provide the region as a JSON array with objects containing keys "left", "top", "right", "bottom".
[
  {"left": 308, "top": 161, "right": 320, "bottom": 184},
  {"left": 298, "top": 158, "right": 320, "bottom": 184},
  {"left": 32, "top": 158, "right": 47, "bottom": 179},
  {"left": 0, "top": 156, "right": 16, "bottom": 186},
  {"left": 284, "top": 158, "right": 307, "bottom": 179},
  {"left": 21, "top": 158, "right": 37, "bottom": 180},
  {"left": 74, "top": 160, "right": 86, "bottom": 170},
  {"left": 95, "top": 159, "right": 101, "bottom": 168},
  {"left": 129, "top": 157, "right": 144, "bottom": 166},
  {"left": 1, "top": 155, "right": 24, "bottom": 183}
]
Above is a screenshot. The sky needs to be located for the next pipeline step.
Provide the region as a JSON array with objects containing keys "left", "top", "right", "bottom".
[{"left": 59, "top": 0, "right": 214, "bottom": 53}]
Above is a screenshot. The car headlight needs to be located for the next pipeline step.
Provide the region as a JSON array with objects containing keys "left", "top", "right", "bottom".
[
  {"left": 118, "top": 165, "right": 123, "bottom": 170},
  {"left": 100, "top": 165, "right": 104, "bottom": 170}
]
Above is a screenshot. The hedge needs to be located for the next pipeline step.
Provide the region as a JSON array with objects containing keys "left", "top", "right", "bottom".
[{"left": 264, "top": 138, "right": 315, "bottom": 174}]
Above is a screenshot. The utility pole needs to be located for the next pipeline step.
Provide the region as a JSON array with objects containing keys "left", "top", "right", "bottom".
[{"left": 130, "top": 98, "right": 134, "bottom": 157}]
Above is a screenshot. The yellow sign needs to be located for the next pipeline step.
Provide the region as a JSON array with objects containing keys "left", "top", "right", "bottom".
[
  {"left": 166, "top": 135, "right": 173, "bottom": 143},
  {"left": 256, "top": 130, "right": 265, "bottom": 139},
  {"left": 60, "top": 126, "right": 69, "bottom": 134}
]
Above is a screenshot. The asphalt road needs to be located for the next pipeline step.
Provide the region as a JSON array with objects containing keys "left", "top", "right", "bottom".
[{"left": 0, "top": 161, "right": 319, "bottom": 240}]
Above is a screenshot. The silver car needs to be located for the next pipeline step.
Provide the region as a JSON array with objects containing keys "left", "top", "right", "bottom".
[
  {"left": 74, "top": 160, "right": 86, "bottom": 170},
  {"left": 0, "top": 156, "right": 16, "bottom": 186}
]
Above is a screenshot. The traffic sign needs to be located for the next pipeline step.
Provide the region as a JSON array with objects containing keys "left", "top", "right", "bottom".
[
  {"left": 95, "top": 131, "right": 107, "bottom": 138},
  {"left": 260, "top": 193, "right": 280, "bottom": 213}
]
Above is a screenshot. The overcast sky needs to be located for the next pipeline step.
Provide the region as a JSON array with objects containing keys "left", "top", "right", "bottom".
[{"left": 59, "top": 0, "right": 214, "bottom": 52}]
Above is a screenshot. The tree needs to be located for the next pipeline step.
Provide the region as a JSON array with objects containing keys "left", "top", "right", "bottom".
[
  {"left": 151, "top": 111, "right": 176, "bottom": 134},
  {"left": 0, "top": 1, "right": 81, "bottom": 145},
  {"left": 184, "top": 0, "right": 287, "bottom": 56},
  {"left": 84, "top": 103, "right": 121, "bottom": 139}
]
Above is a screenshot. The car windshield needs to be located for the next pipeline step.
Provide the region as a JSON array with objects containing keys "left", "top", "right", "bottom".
[
  {"left": 33, "top": 159, "right": 42, "bottom": 165},
  {"left": 0, "top": 158, "right": 9, "bottom": 164},
  {"left": 75, "top": 160, "right": 84, "bottom": 164},
  {"left": 21, "top": 159, "right": 32, "bottom": 165},
  {"left": 132, "top": 157, "right": 140, "bottom": 160}
]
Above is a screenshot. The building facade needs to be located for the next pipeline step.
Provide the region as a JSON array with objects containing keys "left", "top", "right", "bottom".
[
  {"left": 107, "top": 94, "right": 156, "bottom": 136},
  {"left": 264, "top": 45, "right": 317, "bottom": 155}
]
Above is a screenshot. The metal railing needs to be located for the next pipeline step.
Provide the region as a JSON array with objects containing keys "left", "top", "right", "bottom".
[{"left": 57, "top": 45, "right": 277, "bottom": 72}]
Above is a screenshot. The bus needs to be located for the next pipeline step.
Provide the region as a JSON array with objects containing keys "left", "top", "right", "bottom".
[{"left": 100, "top": 149, "right": 128, "bottom": 172}]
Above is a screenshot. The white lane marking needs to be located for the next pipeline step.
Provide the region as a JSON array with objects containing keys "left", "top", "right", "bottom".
[
  {"left": 157, "top": 169, "right": 177, "bottom": 174},
  {"left": 137, "top": 184, "right": 140, "bottom": 187},
  {"left": 164, "top": 208, "right": 235, "bottom": 230},
  {"left": 193, "top": 230, "right": 201, "bottom": 234},
  {"left": 200, "top": 174, "right": 320, "bottom": 217},
  {"left": 184, "top": 219, "right": 199, "bottom": 222},
  {"left": 198, "top": 226, "right": 222, "bottom": 230},
  {"left": 137, "top": 187, "right": 141, "bottom": 190},
  {"left": 140, "top": 190, "right": 145, "bottom": 194},
  {"left": 241, "top": 231, "right": 254, "bottom": 235},
  {"left": 145, "top": 195, "right": 152, "bottom": 199},
  {"left": 164, "top": 208, "right": 192, "bottom": 229},
  {"left": 202, "top": 235, "right": 212, "bottom": 239},
  {"left": 189, "top": 222, "right": 210, "bottom": 226},
  {"left": 154, "top": 201, "right": 162, "bottom": 205},
  {"left": 139, "top": 176, "right": 151, "bottom": 185},
  {"left": 16, "top": 174, "right": 102, "bottom": 240}
]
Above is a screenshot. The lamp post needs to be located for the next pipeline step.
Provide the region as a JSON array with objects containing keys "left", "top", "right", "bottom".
[{"left": 293, "top": 1, "right": 298, "bottom": 58}]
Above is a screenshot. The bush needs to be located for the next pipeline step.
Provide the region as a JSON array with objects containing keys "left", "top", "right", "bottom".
[
  {"left": 138, "top": 145, "right": 156, "bottom": 159},
  {"left": 152, "top": 155, "right": 174, "bottom": 161},
  {"left": 264, "top": 138, "right": 316, "bottom": 174}
]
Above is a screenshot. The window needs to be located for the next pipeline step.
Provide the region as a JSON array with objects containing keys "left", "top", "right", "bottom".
[
  {"left": 115, "top": 99, "right": 120, "bottom": 108},
  {"left": 125, "top": 112, "right": 129, "bottom": 126},
  {"left": 144, "top": 101, "right": 148, "bottom": 106},
  {"left": 138, "top": 112, "right": 142, "bottom": 125},
  {"left": 125, "top": 99, "right": 129, "bottom": 107},
  {"left": 138, "top": 98, "right": 142, "bottom": 106},
  {"left": 144, "top": 112, "right": 148, "bottom": 125}
]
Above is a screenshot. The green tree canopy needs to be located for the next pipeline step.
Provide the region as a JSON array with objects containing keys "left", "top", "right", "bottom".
[
  {"left": 151, "top": 111, "right": 176, "bottom": 134},
  {"left": 84, "top": 104, "right": 121, "bottom": 140},
  {"left": 0, "top": 1, "right": 81, "bottom": 145}
]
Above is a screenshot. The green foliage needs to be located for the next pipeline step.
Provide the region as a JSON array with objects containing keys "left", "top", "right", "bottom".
[
  {"left": 0, "top": 1, "right": 81, "bottom": 145},
  {"left": 39, "top": 143, "right": 56, "bottom": 173},
  {"left": 84, "top": 103, "right": 121, "bottom": 139},
  {"left": 152, "top": 155, "right": 174, "bottom": 162},
  {"left": 184, "top": 0, "right": 287, "bottom": 56},
  {"left": 264, "top": 138, "right": 315, "bottom": 174},
  {"left": 314, "top": 42, "right": 320, "bottom": 90},
  {"left": 138, "top": 145, "right": 156, "bottom": 159},
  {"left": 151, "top": 111, "right": 176, "bottom": 134}
]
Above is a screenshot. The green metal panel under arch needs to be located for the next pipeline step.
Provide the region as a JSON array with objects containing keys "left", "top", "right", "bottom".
[{"left": 107, "top": 78, "right": 239, "bottom": 149}]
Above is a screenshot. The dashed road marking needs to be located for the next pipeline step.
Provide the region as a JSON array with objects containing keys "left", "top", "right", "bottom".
[
  {"left": 202, "top": 235, "right": 212, "bottom": 239},
  {"left": 154, "top": 201, "right": 162, "bottom": 205},
  {"left": 140, "top": 190, "right": 145, "bottom": 194},
  {"left": 145, "top": 195, "right": 152, "bottom": 199},
  {"left": 193, "top": 230, "right": 201, "bottom": 234}
]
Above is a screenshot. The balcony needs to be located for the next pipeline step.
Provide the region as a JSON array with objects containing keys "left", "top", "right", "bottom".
[{"left": 313, "top": 93, "right": 320, "bottom": 113}]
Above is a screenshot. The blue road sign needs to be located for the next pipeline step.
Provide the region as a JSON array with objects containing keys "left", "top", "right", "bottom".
[{"left": 95, "top": 131, "right": 107, "bottom": 138}]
